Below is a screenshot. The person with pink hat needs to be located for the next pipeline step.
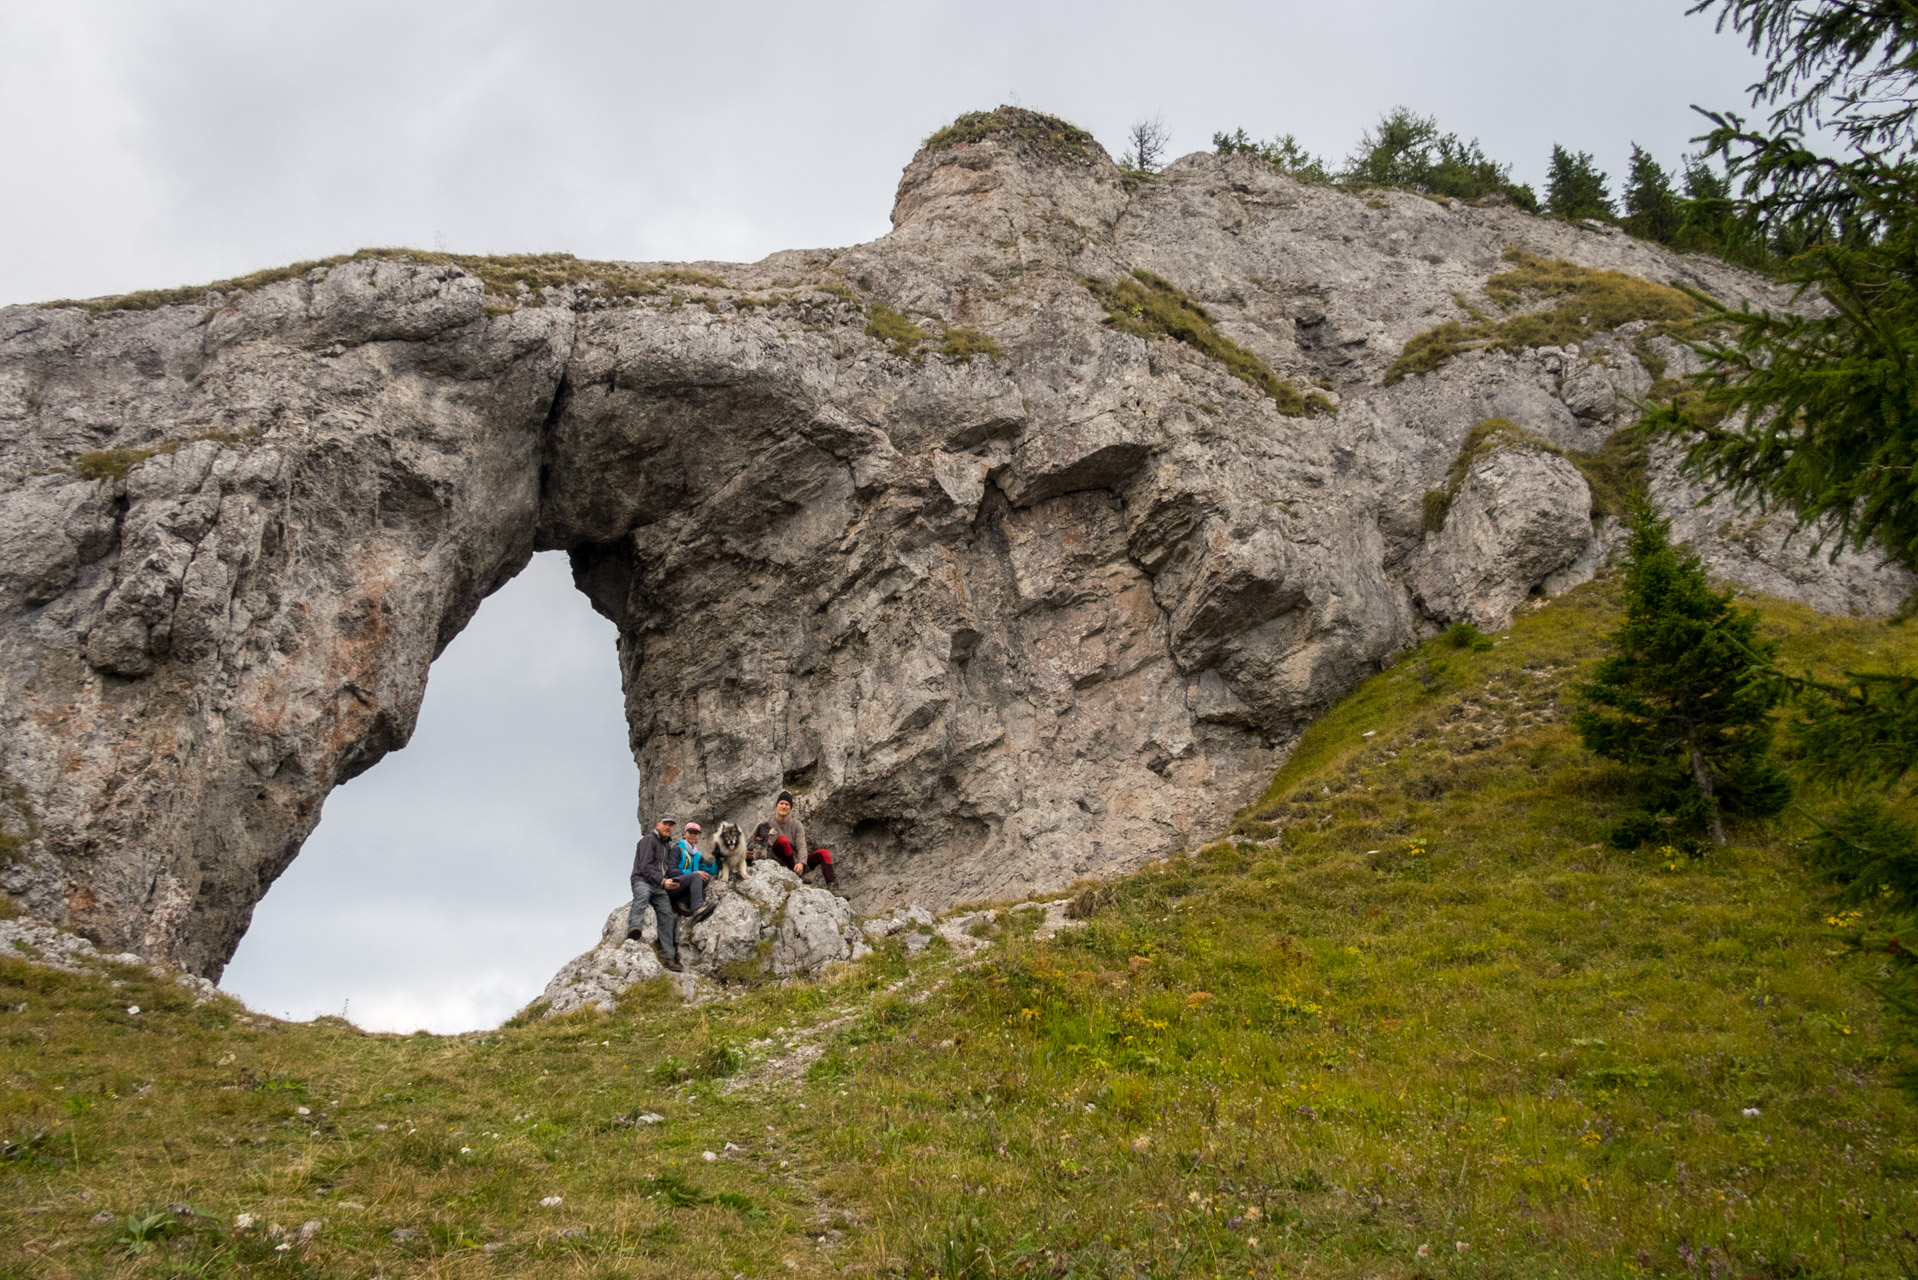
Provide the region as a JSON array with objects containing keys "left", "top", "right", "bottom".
[{"left": 669, "top": 821, "right": 717, "bottom": 923}]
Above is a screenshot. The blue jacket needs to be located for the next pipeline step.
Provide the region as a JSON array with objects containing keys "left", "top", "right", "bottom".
[{"left": 674, "top": 839, "right": 716, "bottom": 877}]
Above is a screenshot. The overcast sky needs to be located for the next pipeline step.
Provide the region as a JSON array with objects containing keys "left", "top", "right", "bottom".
[{"left": 2, "top": 1, "right": 1775, "bottom": 1031}]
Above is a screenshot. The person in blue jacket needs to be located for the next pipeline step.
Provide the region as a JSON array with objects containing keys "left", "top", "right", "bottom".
[{"left": 670, "top": 821, "right": 717, "bottom": 922}]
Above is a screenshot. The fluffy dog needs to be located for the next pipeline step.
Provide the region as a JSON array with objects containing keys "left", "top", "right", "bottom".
[{"left": 714, "top": 820, "right": 747, "bottom": 881}]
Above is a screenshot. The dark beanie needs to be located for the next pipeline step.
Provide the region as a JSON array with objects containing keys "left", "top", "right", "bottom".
[{"left": 777, "top": 790, "right": 794, "bottom": 805}]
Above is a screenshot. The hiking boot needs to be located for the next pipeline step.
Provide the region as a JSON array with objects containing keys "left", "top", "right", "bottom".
[
  {"left": 692, "top": 902, "right": 716, "bottom": 924},
  {"left": 671, "top": 902, "right": 693, "bottom": 917},
  {"left": 658, "top": 954, "right": 683, "bottom": 973}
]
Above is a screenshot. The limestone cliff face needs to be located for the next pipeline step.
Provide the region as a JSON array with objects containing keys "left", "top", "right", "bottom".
[{"left": 0, "top": 123, "right": 1906, "bottom": 977}]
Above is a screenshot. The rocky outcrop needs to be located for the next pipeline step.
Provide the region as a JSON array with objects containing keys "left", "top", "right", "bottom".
[
  {"left": 1, "top": 112, "right": 1908, "bottom": 977},
  {"left": 537, "top": 863, "right": 865, "bottom": 1015},
  {"left": 1413, "top": 444, "right": 1594, "bottom": 632}
]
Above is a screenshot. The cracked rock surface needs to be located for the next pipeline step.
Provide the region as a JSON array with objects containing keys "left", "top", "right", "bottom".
[{"left": 0, "top": 127, "right": 1907, "bottom": 977}]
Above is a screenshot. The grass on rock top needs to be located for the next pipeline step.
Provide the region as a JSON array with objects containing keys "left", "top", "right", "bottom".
[
  {"left": 1386, "top": 248, "right": 1711, "bottom": 385},
  {"left": 1087, "top": 270, "right": 1331, "bottom": 417},
  {"left": 43, "top": 251, "right": 736, "bottom": 315},
  {"left": 922, "top": 106, "right": 1100, "bottom": 165},
  {"left": 3, "top": 579, "right": 1915, "bottom": 1278}
]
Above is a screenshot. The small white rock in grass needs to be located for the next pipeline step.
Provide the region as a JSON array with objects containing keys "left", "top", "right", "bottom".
[
  {"left": 126, "top": 1006, "right": 139, "bottom": 1016},
  {"left": 1743, "top": 1106, "right": 1761, "bottom": 1117},
  {"left": 274, "top": 1243, "right": 291, "bottom": 1252},
  {"left": 298, "top": 1221, "right": 322, "bottom": 1241},
  {"left": 233, "top": 1213, "right": 255, "bottom": 1230},
  {"left": 90, "top": 1210, "right": 114, "bottom": 1225},
  {"left": 702, "top": 1150, "right": 717, "bottom": 1162},
  {"left": 295, "top": 1106, "right": 310, "bottom": 1116},
  {"left": 460, "top": 1146, "right": 473, "bottom": 1155},
  {"left": 540, "top": 1196, "right": 563, "bottom": 1208},
  {"left": 1456, "top": 1242, "right": 1469, "bottom": 1254}
]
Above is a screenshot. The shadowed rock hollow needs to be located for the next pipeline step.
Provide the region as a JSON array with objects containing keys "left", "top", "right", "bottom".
[{"left": 0, "top": 109, "right": 1906, "bottom": 979}]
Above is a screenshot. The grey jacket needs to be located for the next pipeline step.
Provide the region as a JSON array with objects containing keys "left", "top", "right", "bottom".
[{"left": 770, "top": 812, "right": 807, "bottom": 857}]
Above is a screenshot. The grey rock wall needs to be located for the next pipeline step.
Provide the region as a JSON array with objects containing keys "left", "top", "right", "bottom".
[{"left": 0, "top": 127, "right": 1906, "bottom": 978}]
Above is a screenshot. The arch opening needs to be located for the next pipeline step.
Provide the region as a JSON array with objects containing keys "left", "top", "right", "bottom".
[{"left": 219, "top": 552, "right": 637, "bottom": 1033}]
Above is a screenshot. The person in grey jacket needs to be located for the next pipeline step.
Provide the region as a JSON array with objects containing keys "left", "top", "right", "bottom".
[{"left": 627, "top": 813, "right": 684, "bottom": 972}]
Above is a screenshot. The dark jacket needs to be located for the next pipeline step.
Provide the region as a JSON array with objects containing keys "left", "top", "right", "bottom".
[{"left": 631, "top": 830, "right": 674, "bottom": 888}]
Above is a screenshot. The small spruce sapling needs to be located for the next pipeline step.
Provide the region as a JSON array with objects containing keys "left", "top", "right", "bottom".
[{"left": 1573, "top": 497, "right": 1789, "bottom": 847}]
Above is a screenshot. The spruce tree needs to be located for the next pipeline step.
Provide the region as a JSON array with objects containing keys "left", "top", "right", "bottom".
[
  {"left": 1622, "top": 144, "right": 1681, "bottom": 244},
  {"left": 1664, "top": 0, "right": 1918, "bottom": 1092},
  {"left": 1574, "top": 498, "right": 1789, "bottom": 848},
  {"left": 1546, "top": 145, "right": 1616, "bottom": 221}
]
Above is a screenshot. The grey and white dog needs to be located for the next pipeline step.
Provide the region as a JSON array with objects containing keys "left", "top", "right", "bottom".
[{"left": 714, "top": 821, "right": 747, "bottom": 881}]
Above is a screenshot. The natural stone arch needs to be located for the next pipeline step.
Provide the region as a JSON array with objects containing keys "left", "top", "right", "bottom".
[{"left": 1, "top": 114, "right": 1904, "bottom": 978}]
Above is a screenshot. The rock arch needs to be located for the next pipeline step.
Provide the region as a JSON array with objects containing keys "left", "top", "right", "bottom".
[{"left": 1, "top": 117, "right": 1905, "bottom": 976}]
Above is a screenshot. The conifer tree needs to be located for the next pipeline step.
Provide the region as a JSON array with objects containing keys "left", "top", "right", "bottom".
[
  {"left": 1546, "top": 145, "right": 1616, "bottom": 221},
  {"left": 1664, "top": 0, "right": 1918, "bottom": 1091},
  {"left": 1574, "top": 498, "right": 1790, "bottom": 848},
  {"left": 1622, "top": 144, "right": 1681, "bottom": 244}
]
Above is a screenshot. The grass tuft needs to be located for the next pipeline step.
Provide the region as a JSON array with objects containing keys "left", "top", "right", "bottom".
[
  {"left": 71, "top": 449, "right": 156, "bottom": 481},
  {"left": 865, "top": 304, "right": 927, "bottom": 360},
  {"left": 42, "top": 251, "right": 728, "bottom": 316},
  {"left": 938, "top": 325, "right": 1004, "bottom": 362},
  {"left": 922, "top": 106, "right": 1099, "bottom": 164},
  {"left": 1086, "top": 270, "right": 1323, "bottom": 417},
  {"left": 1386, "top": 248, "right": 1710, "bottom": 385}
]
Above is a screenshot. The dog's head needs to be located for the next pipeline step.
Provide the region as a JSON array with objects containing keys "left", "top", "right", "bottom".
[{"left": 717, "top": 821, "right": 742, "bottom": 849}]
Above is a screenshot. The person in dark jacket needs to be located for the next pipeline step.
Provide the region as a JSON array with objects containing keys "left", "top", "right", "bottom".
[{"left": 628, "top": 813, "right": 684, "bottom": 972}]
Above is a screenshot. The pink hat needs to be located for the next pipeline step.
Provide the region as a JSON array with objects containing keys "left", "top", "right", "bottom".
[{"left": 684, "top": 822, "right": 702, "bottom": 834}]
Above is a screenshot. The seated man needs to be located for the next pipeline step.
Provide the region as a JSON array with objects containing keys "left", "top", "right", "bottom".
[
  {"left": 627, "top": 813, "right": 684, "bottom": 972},
  {"left": 768, "top": 790, "right": 838, "bottom": 890}
]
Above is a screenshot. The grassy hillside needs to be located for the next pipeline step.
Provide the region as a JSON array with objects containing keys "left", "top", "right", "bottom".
[{"left": 3, "top": 578, "right": 1914, "bottom": 1279}]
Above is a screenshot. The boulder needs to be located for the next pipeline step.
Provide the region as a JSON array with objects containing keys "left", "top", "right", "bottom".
[
  {"left": 534, "top": 862, "right": 865, "bottom": 1016},
  {"left": 1413, "top": 443, "right": 1595, "bottom": 632}
]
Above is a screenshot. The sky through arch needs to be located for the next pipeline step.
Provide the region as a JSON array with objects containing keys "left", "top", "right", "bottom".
[{"left": 219, "top": 552, "right": 638, "bottom": 1033}]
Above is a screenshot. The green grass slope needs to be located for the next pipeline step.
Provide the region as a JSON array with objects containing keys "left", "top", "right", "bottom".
[{"left": 2, "top": 579, "right": 1913, "bottom": 1279}]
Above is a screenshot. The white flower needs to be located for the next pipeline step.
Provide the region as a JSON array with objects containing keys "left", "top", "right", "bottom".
[
  {"left": 1416, "top": 1244, "right": 1430, "bottom": 1258},
  {"left": 234, "top": 1213, "right": 255, "bottom": 1231},
  {"left": 274, "top": 1243, "right": 291, "bottom": 1253},
  {"left": 1742, "top": 1106, "right": 1761, "bottom": 1118},
  {"left": 1456, "top": 1242, "right": 1470, "bottom": 1254},
  {"left": 126, "top": 1006, "right": 140, "bottom": 1016},
  {"left": 540, "top": 1196, "right": 563, "bottom": 1208},
  {"left": 460, "top": 1146, "right": 473, "bottom": 1155}
]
